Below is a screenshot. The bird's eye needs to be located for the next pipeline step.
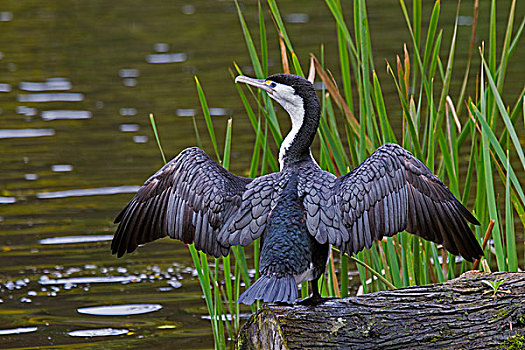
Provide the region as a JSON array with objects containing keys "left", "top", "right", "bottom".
[{"left": 270, "top": 82, "right": 277, "bottom": 88}]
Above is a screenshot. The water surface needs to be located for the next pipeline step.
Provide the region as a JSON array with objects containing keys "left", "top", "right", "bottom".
[{"left": 0, "top": 1, "right": 523, "bottom": 349}]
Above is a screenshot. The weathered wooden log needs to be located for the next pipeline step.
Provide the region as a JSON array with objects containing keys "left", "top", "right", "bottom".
[{"left": 239, "top": 272, "right": 525, "bottom": 349}]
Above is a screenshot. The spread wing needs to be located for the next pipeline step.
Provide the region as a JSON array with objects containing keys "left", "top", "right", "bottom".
[
  {"left": 111, "top": 147, "right": 252, "bottom": 258},
  {"left": 334, "top": 143, "right": 482, "bottom": 262},
  {"left": 225, "top": 172, "right": 282, "bottom": 247}
]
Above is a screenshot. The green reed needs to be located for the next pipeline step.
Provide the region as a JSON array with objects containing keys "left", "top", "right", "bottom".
[{"left": 157, "top": 0, "right": 524, "bottom": 347}]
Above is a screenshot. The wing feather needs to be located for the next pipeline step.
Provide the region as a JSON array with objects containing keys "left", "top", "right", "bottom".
[
  {"left": 112, "top": 147, "right": 252, "bottom": 258},
  {"left": 335, "top": 143, "right": 483, "bottom": 262}
]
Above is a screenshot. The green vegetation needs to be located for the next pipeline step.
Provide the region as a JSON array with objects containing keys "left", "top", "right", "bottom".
[
  {"left": 481, "top": 278, "right": 508, "bottom": 298},
  {"left": 503, "top": 333, "right": 524, "bottom": 350},
  {"left": 156, "top": 0, "right": 524, "bottom": 347}
]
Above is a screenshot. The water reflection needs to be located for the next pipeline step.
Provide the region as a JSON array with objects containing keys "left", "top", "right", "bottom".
[
  {"left": 42, "top": 110, "right": 92, "bottom": 120},
  {"left": 16, "top": 106, "right": 37, "bottom": 116},
  {"left": 17, "top": 93, "right": 84, "bottom": 102},
  {"left": 201, "top": 313, "right": 251, "bottom": 322},
  {"left": 133, "top": 135, "right": 149, "bottom": 143},
  {"left": 20, "top": 78, "right": 72, "bottom": 92},
  {"left": 24, "top": 173, "right": 38, "bottom": 181},
  {"left": 39, "top": 276, "right": 139, "bottom": 285},
  {"left": 208, "top": 107, "right": 231, "bottom": 116},
  {"left": 68, "top": 328, "right": 129, "bottom": 337},
  {"left": 0, "top": 128, "right": 55, "bottom": 138},
  {"left": 176, "top": 108, "right": 196, "bottom": 117},
  {"left": 154, "top": 43, "right": 170, "bottom": 53},
  {"left": 0, "top": 11, "right": 13, "bottom": 22},
  {"left": 77, "top": 304, "right": 163, "bottom": 316},
  {"left": 146, "top": 53, "right": 187, "bottom": 64},
  {"left": 36, "top": 185, "right": 140, "bottom": 199},
  {"left": 123, "top": 78, "right": 137, "bottom": 87},
  {"left": 0, "top": 197, "right": 16, "bottom": 204},
  {"left": 119, "top": 107, "right": 137, "bottom": 116},
  {"left": 120, "top": 124, "right": 140, "bottom": 132},
  {"left": 39, "top": 235, "right": 114, "bottom": 245},
  {"left": 51, "top": 164, "right": 74, "bottom": 172},
  {"left": 0, "top": 83, "right": 11, "bottom": 92},
  {"left": 285, "top": 13, "right": 309, "bottom": 24},
  {"left": 0, "top": 327, "right": 38, "bottom": 336},
  {"left": 118, "top": 68, "right": 140, "bottom": 78}
]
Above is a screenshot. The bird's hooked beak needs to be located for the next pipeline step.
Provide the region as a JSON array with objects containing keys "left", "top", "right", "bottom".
[{"left": 235, "top": 75, "right": 274, "bottom": 95}]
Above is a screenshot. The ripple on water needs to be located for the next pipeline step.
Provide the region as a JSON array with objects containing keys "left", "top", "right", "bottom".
[
  {"left": 285, "top": 13, "right": 309, "bottom": 24},
  {"left": 146, "top": 53, "right": 186, "bottom": 64},
  {"left": 17, "top": 93, "right": 84, "bottom": 103},
  {"left": 39, "top": 235, "right": 114, "bottom": 245},
  {"left": 119, "top": 107, "right": 137, "bottom": 116},
  {"left": 118, "top": 69, "right": 140, "bottom": 78},
  {"left": 16, "top": 106, "right": 38, "bottom": 116},
  {"left": 42, "top": 110, "right": 92, "bottom": 120},
  {"left": 0, "top": 197, "right": 16, "bottom": 204},
  {"left": 68, "top": 328, "right": 129, "bottom": 337},
  {"left": 39, "top": 275, "right": 139, "bottom": 285},
  {"left": 0, "top": 83, "right": 11, "bottom": 92},
  {"left": 119, "top": 124, "right": 140, "bottom": 132},
  {"left": 209, "top": 108, "right": 231, "bottom": 116},
  {"left": 24, "top": 173, "right": 38, "bottom": 181},
  {"left": 19, "top": 78, "right": 72, "bottom": 92},
  {"left": 77, "top": 304, "right": 163, "bottom": 316},
  {"left": 0, "top": 11, "right": 13, "bottom": 22},
  {"left": 154, "top": 43, "right": 169, "bottom": 53},
  {"left": 176, "top": 108, "right": 196, "bottom": 117},
  {"left": 36, "top": 185, "right": 140, "bottom": 199},
  {"left": 201, "top": 313, "right": 251, "bottom": 321},
  {"left": 123, "top": 78, "right": 137, "bottom": 87},
  {"left": 0, "top": 327, "right": 38, "bottom": 336},
  {"left": 133, "top": 135, "right": 148, "bottom": 143},
  {"left": 0, "top": 128, "right": 55, "bottom": 139},
  {"left": 51, "top": 164, "right": 73, "bottom": 172}
]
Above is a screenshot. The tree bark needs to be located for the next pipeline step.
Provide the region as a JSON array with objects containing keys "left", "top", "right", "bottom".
[{"left": 238, "top": 272, "right": 525, "bottom": 350}]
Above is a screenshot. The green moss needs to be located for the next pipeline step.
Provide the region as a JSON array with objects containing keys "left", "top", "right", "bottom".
[
  {"left": 502, "top": 333, "right": 524, "bottom": 350},
  {"left": 493, "top": 309, "right": 509, "bottom": 321}
]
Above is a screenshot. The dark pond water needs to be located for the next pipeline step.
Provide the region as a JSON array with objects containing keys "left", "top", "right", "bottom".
[{"left": 0, "top": 1, "right": 523, "bottom": 349}]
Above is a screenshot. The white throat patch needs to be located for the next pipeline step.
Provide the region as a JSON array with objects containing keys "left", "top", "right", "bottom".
[{"left": 270, "top": 84, "right": 306, "bottom": 170}]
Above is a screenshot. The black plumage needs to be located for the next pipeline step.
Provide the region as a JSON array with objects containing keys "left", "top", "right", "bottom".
[{"left": 112, "top": 73, "right": 483, "bottom": 305}]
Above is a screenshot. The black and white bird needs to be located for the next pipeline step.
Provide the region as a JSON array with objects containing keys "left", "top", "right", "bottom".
[{"left": 112, "top": 74, "right": 483, "bottom": 305}]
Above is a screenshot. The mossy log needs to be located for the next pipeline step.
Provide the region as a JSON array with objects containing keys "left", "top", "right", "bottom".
[{"left": 238, "top": 272, "right": 525, "bottom": 350}]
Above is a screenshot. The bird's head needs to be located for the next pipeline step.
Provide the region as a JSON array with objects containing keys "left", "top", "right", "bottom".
[
  {"left": 235, "top": 74, "right": 320, "bottom": 127},
  {"left": 236, "top": 74, "right": 321, "bottom": 168}
]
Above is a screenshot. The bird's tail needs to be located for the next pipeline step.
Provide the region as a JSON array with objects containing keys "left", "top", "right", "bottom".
[{"left": 237, "top": 274, "right": 297, "bottom": 305}]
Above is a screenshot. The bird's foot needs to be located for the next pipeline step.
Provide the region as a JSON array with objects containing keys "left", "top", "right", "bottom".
[{"left": 296, "top": 295, "right": 336, "bottom": 306}]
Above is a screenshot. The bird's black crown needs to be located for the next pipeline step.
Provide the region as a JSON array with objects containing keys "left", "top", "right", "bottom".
[{"left": 267, "top": 74, "right": 314, "bottom": 94}]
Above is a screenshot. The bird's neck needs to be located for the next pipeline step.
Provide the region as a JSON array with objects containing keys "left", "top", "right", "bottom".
[{"left": 279, "top": 97, "right": 320, "bottom": 170}]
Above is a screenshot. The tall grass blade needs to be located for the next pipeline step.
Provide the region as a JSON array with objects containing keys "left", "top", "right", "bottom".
[
  {"left": 234, "top": 0, "right": 263, "bottom": 77},
  {"left": 195, "top": 76, "right": 221, "bottom": 162},
  {"left": 434, "top": 1, "right": 460, "bottom": 138},
  {"left": 350, "top": 256, "right": 396, "bottom": 290},
  {"left": 457, "top": 0, "right": 478, "bottom": 116},
  {"left": 480, "top": 52, "right": 525, "bottom": 174},
  {"left": 149, "top": 113, "right": 167, "bottom": 164},
  {"left": 505, "top": 151, "right": 518, "bottom": 272}
]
